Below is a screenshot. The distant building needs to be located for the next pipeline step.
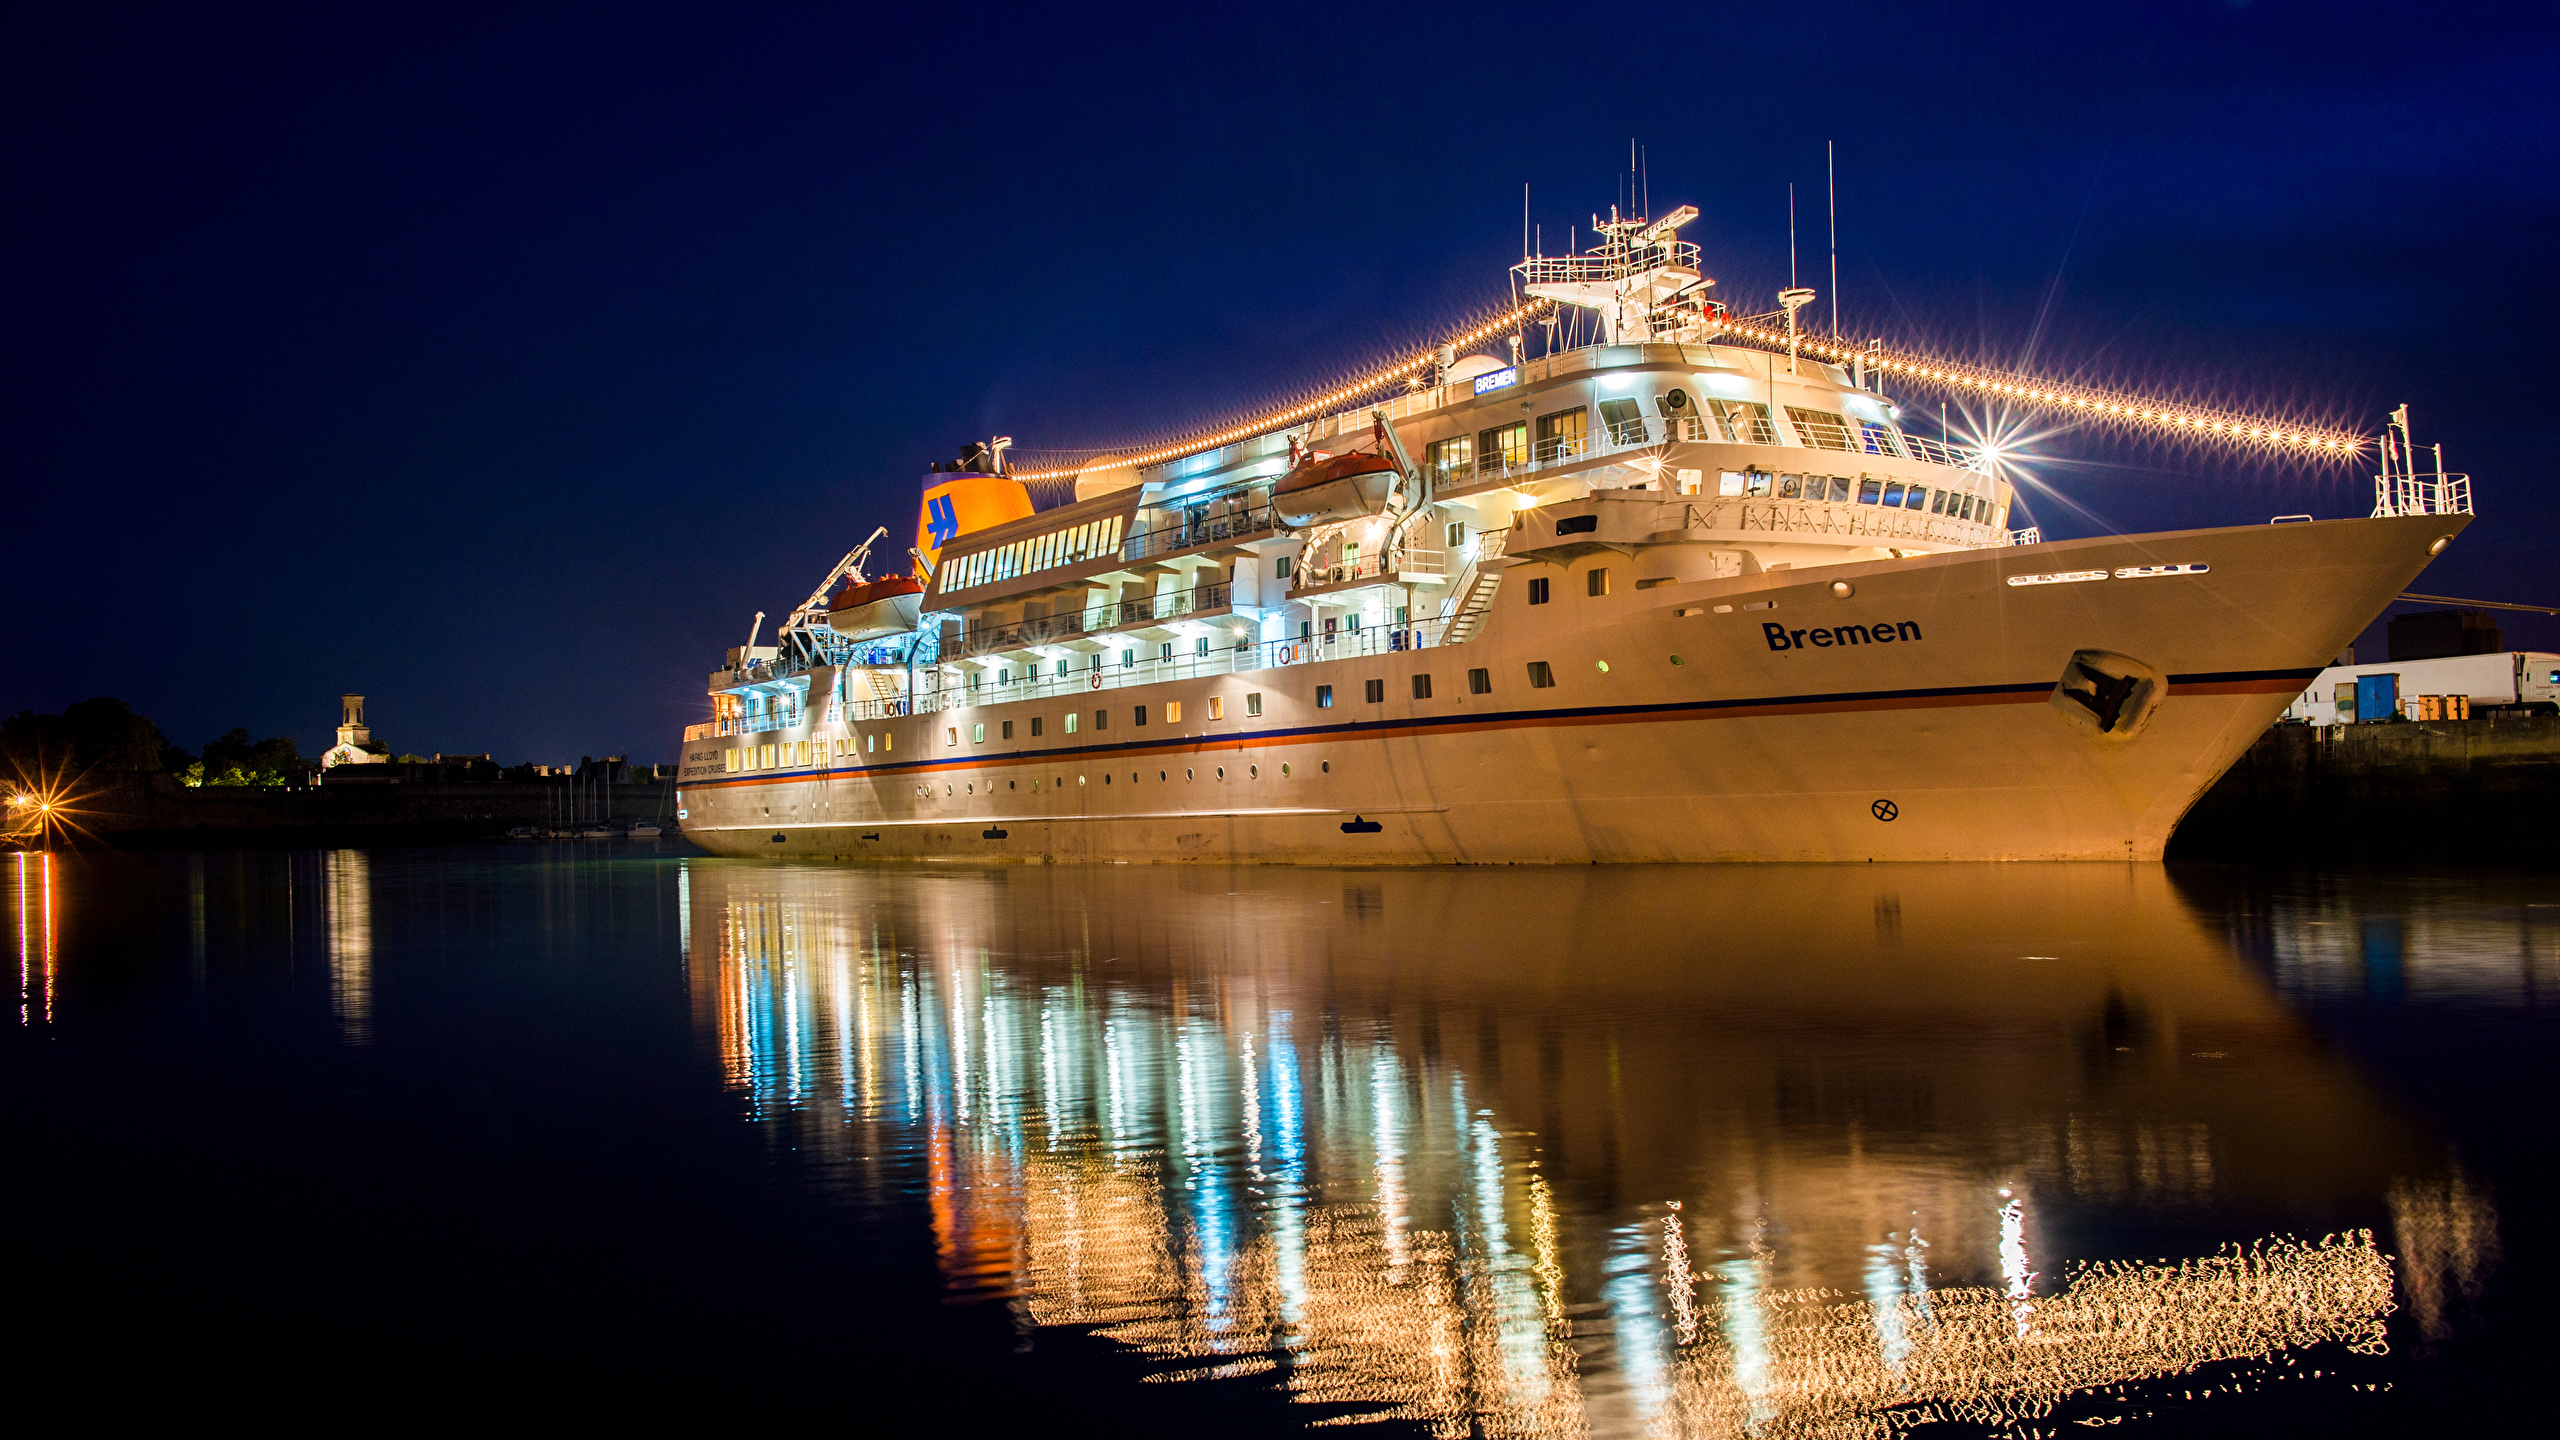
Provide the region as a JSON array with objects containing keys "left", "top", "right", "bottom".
[{"left": 322, "top": 694, "right": 392, "bottom": 769}]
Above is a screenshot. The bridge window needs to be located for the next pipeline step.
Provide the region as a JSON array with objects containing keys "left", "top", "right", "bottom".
[
  {"left": 1903, "top": 484, "right": 1929, "bottom": 510},
  {"left": 1882, "top": 481, "right": 1906, "bottom": 506},
  {"left": 1535, "top": 406, "right": 1586, "bottom": 462},
  {"left": 1858, "top": 478, "right": 1884, "bottom": 505},
  {"left": 1426, "top": 434, "right": 1475, "bottom": 483},
  {"left": 1598, "top": 397, "right": 1646, "bottom": 445},
  {"left": 1777, "top": 474, "right": 1803, "bottom": 499},
  {"left": 1478, "top": 421, "right": 1528, "bottom": 472}
]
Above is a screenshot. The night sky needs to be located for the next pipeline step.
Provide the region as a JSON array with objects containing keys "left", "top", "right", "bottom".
[{"left": 10, "top": 2, "right": 2555, "bottom": 765}]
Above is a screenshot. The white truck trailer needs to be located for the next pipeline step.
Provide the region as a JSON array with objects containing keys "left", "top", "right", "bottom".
[{"left": 2283, "top": 651, "right": 2560, "bottom": 724}]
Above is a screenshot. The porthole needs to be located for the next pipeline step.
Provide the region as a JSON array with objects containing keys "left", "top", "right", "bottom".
[
  {"left": 1248, "top": 764, "right": 1258, "bottom": 778},
  {"left": 945, "top": 783, "right": 953, "bottom": 795},
  {"left": 1321, "top": 761, "right": 1330, "bottom": 774},
  {"left": 1596, "top": 660, "right": 1611, "bottom": 673},
  {"left": 1009, "top": 780, "right": 1016, "bottom": 789},
  {"left": 1831, "top": 580, "right": 1855, "bottom": 599},
  {"left": 1159, "top": 770, "right": 1167, "bottom": 781},
  {"left": 1078, "top": 775, "right": 1086, "bottom": 786},
  {"left": 1669, "top": 655, "right": 1684, "bottom": 666},
  {"left": 1105, "top": 773, "right": 1113, "bottom": 784},
  {"left": 1186, "top": 768, "right": 1194, "bottom": 781},
  {"left": 965, "top": 782, "right": 974, "bottom": 794},
  {"left": 1281, "top": 763, "right": 1291, "bottom": 778},
  {"left": 1216, "top": 766, "right": 1226, "bottom": 779}
]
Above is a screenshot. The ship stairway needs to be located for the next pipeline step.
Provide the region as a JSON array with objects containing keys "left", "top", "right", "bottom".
[
  {"left": 1441, "top": 527, "right": 1509, "bottom": 644},
  {"left": 862, "top": 668, "right": 904, "bottom": 707}
]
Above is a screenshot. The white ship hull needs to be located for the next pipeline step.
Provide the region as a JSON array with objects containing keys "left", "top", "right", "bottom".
[{"left": 676, "top": 514, "right": 2459, "bottom": 863}]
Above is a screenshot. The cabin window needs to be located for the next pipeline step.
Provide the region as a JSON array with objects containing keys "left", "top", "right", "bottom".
[
  {"left": 866, "top": 734, "right": 876, "bottom": 752},
  {"left": 884, "top": 733, "right": 891, "bottom": 750},
  {"left": 1478, "top": 422, "right": 1528, "bottom": 472},
  {"left": 1468, "top": 667, "right": 1491, "bottom": 695},
  {"left": 1528, "top": 577, "right": 1551, "bottom": 605},
  {"left": 1587, "top": 568, "right": 1610, "bottom": 597},
  {"left": 1598, "top": 397, "right": 1646, "bottom": 446},
  {"left": 1120, "top": 649, "right": 1136, "bottom": 667},
  {"left": 1527, "top": 661, "right": 1555, "bottom": 689},
  {"left": 1535, "top": 406, "right": 1587, "bottom": 462},
  {"left": 1195, "top": 637, "right": 1210, "bottom": 658},
  {"left": 1858, "top": 478, "right": 1884, "bottom": 505},
  {"left": 1064, "top": 712, "right": 1078, "bottom": 734},
  {"left": 944, "top": 728, "right": 957, "bottom": 747},
  {"left": 1426, "top": 434, "right": 1474, "bottom": 483},
  {"left": 1030, "top": 716, "right": 1043, "bottom": 737},
  {"left": 1002, "top": 720, "right": 1014, "bottom": 740},
  {"left": 1708, "top": 398, "right": 1777, "bottom": 445},
  {"left": 1208, "top": 696, "right": 1225, "bottom": 721},
  {"left": 1159, "top": 642, "right": 1173, "bottom": 661},
  {"left": 1317, "top": 685, "right": 1334, "bottom": 708},
  {"left": 1057, "top": 659, "right": 1071, "bottom": 679},
  {"left": 1446, "top": 521, "right": 1467, "bottom": 550},
  {"left": 1093, "top": 709, "right": 1106, "bottom": 730},
  {"left": 1166, "top": 701, "right": 1182, "bottom": 724},
  {"left": 1364, "top": 679, "right": 1385, "bottom": 703},
  {"left": 1246, "top": 692, "right": 1262, "bottom": 717},
  {"left": 1134, "top": 705, "right": 1147, "bottom": 726},
  {"left": 1412, "top": 674, "right": 1433, "bottom": 699},
  {"left": 1276, "top": 555, "right": 1294, "bottom": 580},
  {"left": 971, "top": 723, "right": 984, "bottom": 743},
  {"left": 1785, "top": 406, "right": 1854, "bottom": 451}
]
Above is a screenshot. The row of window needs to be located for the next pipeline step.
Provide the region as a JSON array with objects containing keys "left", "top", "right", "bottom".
[
  {"left": 921, "top": 760, "right": 1335, "bottom": 798},
  {"left": 726, "top": 730, "right": 892, "bottom": 773},
  {"left": 1714, "top": 471, "right": 1994, "bottom": 519},
  {"left": 939, "top": 515, "right": 1128, "bottom": 595}
]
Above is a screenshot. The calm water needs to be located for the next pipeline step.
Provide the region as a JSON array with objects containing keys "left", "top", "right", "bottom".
[{"left": 4, "top": 847, "right": 2550, "bottom": 1432}]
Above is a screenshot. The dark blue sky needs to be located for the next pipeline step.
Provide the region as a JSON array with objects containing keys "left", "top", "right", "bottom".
[{"left": 10, "top": 2, "right": 2555, "bottom": 763}]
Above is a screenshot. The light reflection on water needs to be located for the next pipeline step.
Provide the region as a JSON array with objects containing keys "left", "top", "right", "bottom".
[{"left": 681, "top": 862, "right": 2506, "bottom": 1435}]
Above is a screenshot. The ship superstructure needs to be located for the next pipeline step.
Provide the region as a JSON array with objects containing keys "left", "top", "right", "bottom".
[{"left": 674, "top": 206, "right": 2469, "bottom": 863}]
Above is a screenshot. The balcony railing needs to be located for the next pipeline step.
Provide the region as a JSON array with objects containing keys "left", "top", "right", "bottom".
[
  {"left": 953, "top": 582, "right": 1233, "bottom": 658},
  {"left": 1124, "top": 503, "right": 1279, "bottom": 562},
  {"left": 1293, "top": 547, "right": 1447, "bottom": 591},
  {"left": 913, "top": 619, "right": 1455, "bottom": 718},
  {"left": 1419, "top": 413, "right": 1984, "bottom": 490}
]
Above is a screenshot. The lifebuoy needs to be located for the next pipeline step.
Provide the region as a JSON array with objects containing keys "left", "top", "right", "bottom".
[{"left": 1089, "top": 671, "right": 1103, "bottom": 690}]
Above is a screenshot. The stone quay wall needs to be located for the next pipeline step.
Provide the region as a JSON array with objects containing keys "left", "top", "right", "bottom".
[
  {"left": 67, "top": 773, "right": 683, "bottom": 847},
  {"left": 2170, "top": 714, "right": 2559, "bottom": 858}
]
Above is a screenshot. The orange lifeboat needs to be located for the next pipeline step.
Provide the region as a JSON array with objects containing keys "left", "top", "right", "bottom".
[
  {"left": 827, "top": 573, "right": 926, "bottom": 641},
  {"left": 1272, "top": 451, "right": 1400, "bottom": 527}
]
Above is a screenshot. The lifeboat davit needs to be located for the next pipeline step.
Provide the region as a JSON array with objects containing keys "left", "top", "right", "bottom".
[
  {"left": 1272, "top": 451, "right": 1401, "bottom": 527},
  {"left": 826, "top": 573, "right": 926, "bottom": 641}
]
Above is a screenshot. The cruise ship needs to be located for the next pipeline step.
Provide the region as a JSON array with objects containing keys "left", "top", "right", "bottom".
[{"left": 674, "top": 207, "right": 2470, "bottom": 863}]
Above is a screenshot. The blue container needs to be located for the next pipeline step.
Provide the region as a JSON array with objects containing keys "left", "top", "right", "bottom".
[{"left": 2356, "top": 672, "right": 2399, "bottom": 722}]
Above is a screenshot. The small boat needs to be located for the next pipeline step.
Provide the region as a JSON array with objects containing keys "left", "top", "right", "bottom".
[
  {"left": 578, "top": 825, "right": 618, "bottom": 838},
  {"left": 827, "top": 573, "right": 927, "bottom": 641},
  {"left": 1272, "top": 450, "right": 1400, "bottom": 527},
  {"left": 506, "top": 825, "right": 541, "bottom": 841},
  {"left": 627, "top": 822, "right": 663, "bottom": 837},
  {"left": 547, "top": 827, "right": 574, "bottom": 838}
]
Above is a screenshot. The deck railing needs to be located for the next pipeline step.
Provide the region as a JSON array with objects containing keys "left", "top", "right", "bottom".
[{"left": 951, "top": 581, "right": 1233, "bottom": 658}]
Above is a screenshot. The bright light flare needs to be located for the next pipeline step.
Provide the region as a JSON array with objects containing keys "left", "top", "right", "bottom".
[{"left": 1706, "top": 316, "right": 2368, "bottom": 458}]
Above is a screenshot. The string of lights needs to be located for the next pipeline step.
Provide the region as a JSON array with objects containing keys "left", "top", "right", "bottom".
[
  {"left": 1006, "top": 299, "right": 1556, "bottom": 482},
  {"left": 1702, "top": 314, "right": 2369, "bottom": 456}
]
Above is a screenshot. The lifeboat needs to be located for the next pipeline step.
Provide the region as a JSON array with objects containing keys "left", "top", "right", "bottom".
[
  {"left": 1272, "top": 451, "right": 1401, "bottom": 527},
  {"left": 826, "top": 573, "right": 926, "bottom": 641}
]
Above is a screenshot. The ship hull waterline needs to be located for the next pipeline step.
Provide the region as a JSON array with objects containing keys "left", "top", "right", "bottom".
[{"left": 677, "top": 514, "right": 2459, "bottom": 864}]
